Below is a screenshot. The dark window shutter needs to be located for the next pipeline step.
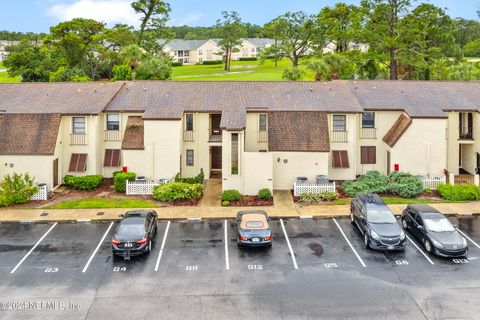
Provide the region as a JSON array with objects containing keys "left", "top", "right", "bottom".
[
  {"left": 78, "top": 154, "right": 87, "bottom": 171},
  {"left": 369, "top": 147, "right": 376, "bottom": 164},
  {"left": 104, "top": 149, "right": 113, "bottom": 167},
  {"left": 332, "top": 151, "right": 340, "bottom": 168},
  {"left": 112, "top": 150, "right": 121, "bottom": 167},
  {"left": 340, "top": 151, "right": 350, "bottom": 168},
  {"left": 360, "top": 147, "right": 367, "bottom": 164},
  {"left": 69, "top": 154, "right": 79, "bottom": 172}
]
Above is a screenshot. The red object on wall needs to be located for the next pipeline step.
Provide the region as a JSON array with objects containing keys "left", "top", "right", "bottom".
[
  {"left": 122, "top": 166, "right": 127, "bottom": 173},
  {"left": 394, "top": 164, "right": 399, "bottom": 172}
]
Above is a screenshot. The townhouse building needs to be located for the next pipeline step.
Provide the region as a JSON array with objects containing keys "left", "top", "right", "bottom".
[{"left": 0, "top": 81, "right": 479, "bottom": 195}]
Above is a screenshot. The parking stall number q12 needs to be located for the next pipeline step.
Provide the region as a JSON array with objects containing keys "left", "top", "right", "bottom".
[
  {"left": 248, "top": 265, "right": 263, "bottom": 270},
  {"left": 44, "top": 267, "right": 59, "bottom": 273}
]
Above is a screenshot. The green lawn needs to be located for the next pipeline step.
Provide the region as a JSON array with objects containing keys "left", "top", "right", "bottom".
[
  {"left": 172, "top": 59, "right": 312, "bottom": 81},
  {"left": 44, "top": 198, "right": 159, "bottom": 209},
  {"left": 0, "top": 62, "right": 20, "bottom": 83}
]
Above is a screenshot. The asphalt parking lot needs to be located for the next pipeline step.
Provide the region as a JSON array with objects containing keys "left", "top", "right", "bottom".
[{"left": 0, "top": 216, "right": 480, "bottom": 319}]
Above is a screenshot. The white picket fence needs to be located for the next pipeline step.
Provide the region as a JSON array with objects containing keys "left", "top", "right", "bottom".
[
  {"left": 420, "top": 176, "right": 446, "bottom": 190},
  {"left": 293, "top": 181, "right": 336, "bottom": 197},
  {"left": 31, "top": 185, "right": 48, "bottom": 201}
]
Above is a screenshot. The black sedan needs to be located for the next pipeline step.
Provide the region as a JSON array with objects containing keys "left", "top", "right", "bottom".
[
  {"left": 236, "top": 210, "right": 272, "bottom": 248},
  {"left": 112, "top": 210, "right": 158, "bottom": 260},
  {"left": 401, "top": 204, "right": 468, "bottom": 257},
  {"left": 351, "top": 193, "right": 406, "bottom": 251}
]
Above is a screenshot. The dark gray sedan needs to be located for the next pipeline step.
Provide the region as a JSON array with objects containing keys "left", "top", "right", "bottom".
[{"left": 401, "top": 204, "right": 468, "bottom": 257}]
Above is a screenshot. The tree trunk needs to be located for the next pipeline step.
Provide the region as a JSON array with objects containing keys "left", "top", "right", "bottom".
[
  {"left": 227, "top": 49, "right": 232, "bottom": 71},
  {"left": 389, "top": 48, "right": 398, "bottom": 80},
  {"left": 224, "top": 48, "right": 229, "bottom": 71}
]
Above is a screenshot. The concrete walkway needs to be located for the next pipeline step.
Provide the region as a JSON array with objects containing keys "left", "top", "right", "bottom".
[{"left": 200, "top": 180, "right": 222, "bottom": 207}]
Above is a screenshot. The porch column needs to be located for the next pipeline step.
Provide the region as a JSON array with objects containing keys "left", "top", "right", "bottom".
[
  {"left": 449, "top": 173, "right": 455, "bottom": 185},
  {"left": 474, "top": 174, "right": 480, "bottom": 187}
]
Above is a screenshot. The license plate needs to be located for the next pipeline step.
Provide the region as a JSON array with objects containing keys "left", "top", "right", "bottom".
[
  {"left": 252, "top": 238, "right": 260, "bottom": 242},
  {"left": 125, "top": 242, "right": 133, "bottom": 248},
  {"left": 388, "top": 245, "right": 394, "bottom": 250}
]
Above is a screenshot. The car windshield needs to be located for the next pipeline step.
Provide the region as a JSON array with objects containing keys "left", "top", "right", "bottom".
[
  {"left": 117, "top": 221, "right": 145, "bottom": 237},
  {"left": 424, "top": 217, "right": 455, "bottom": 232},
  {"left": 245, "top": 221, "right": 264, "bottom": 229},
  {"left": 366, "top": 206, "right": 396, "bottom": 224}
]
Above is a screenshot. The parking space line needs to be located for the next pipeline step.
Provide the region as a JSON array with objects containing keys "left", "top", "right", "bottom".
[
  {"left": 82, "top": 222, "right": 114, "bottom": 273},
  {"left": 456, "top": 228, "right": 480, "bottom": 249},
  {"left": 332, "top": 218, "right": 366, "bottom": 268},
  {"left": 10, "top": 223, "right": 58, "bottom": 274},
  {"left": 405, "top": 234, "right": 435, "bottom": 265},
  {"left": 280, "top": 219, "right": 298, "bottom": 270},
  {"left": 154, "top": 220, "right": 171, "bottom": 272},
  {"left": 224, "top": 220, "right": 230, "bottom": 271}
]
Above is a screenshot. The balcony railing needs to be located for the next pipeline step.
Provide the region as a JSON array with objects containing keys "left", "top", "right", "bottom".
[
  {"left": 184, "top": 130, "right": 194, "bottom": 142},
  {"left": 330, "top": 130, "right": 348, "bottom": 143},
  {"left": 209, "top": 129, "right": 222, "bottom": 143},
  {"left": 360, "top": 128, "right": 377, "bottom": 139},
  {"left": 104, "top": 130, "right": 121, "bottom": 141},
  {"left": 258, "top": 131, "right": 268, "bottom": 143},
  {"left": 70, "top": 134, "right": 87, "bottom": 146},
  {"left": 459, "top": 127, "right": 473, "bottom": 140}
]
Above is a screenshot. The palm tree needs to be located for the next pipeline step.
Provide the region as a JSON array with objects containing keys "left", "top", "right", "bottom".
[
  {"left": 323, "top": 54, "right": 349, "bottom": 80},
  {"left": 306, "top": 59, "right": 329, "bottom": 81},
  {"left": 120, "top": 44, "right": 146, "bottom": 80}
]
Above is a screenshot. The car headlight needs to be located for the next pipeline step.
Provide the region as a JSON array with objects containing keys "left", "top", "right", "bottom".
[
  {"left": 370, "top": 230, "right": 380, "bottom": 240},
  {"left": 400, "top": 231, "right": 405, "bottom": 240},
  {"left": 462, "top": 237, "right": 468, "bottom": 247},
  {"left": 431, "top": 238, "right": 443, "bottom": 248}
]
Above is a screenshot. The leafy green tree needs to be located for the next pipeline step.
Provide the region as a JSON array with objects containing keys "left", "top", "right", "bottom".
[
  {"left": 136, "top": 57, "right": 172, "bottom": 80},
  {"left": 131, "top": 0, "right": 172, "bottom": 54},
  {"left": 306, "top": 59, "right": 329, "bottom": 81},
  {"left": 463, "top": 39, "right": 480, "bottom": 57},
  {"left": 282, "top": 66, "right": 304, "bottom": 80},
  {"left": 452, "top": 18, "right": 480, "bottom": 50},
  {"left": 215, "top": 11, "right": 247, "bottom": 71},
  {"left": 112, "top": 64, "right": 133, "bottom": 80},
  {"left": 49, "top": 66, "right": 90, "bottom": 82},
  {"left": 316, "top": 3, "right": 365, "bottom": 52},
  {"left": 266, "top": 12, "right": 316, "bottom": 67},
  {"left": 3, "top": 40, "right": 58, "bottom": 82},
  {"left": 46, "top": 18, "right": 106, "bottom": 69},
  {"left": 120, "top": 44, "right": 147, "bottom": 79}
]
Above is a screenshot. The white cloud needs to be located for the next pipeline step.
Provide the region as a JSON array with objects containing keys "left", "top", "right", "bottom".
[
  {"left": 47, "top": 0, "right": 140, "bottom": 26},
  {"left": 170, "top": 12, "right": 204, "bottom": 26}
]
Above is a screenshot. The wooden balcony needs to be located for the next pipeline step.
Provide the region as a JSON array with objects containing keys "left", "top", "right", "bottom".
[
  {"left": 104, "top": 130, "right": 122, "bottom": 141},
  {"left": 331, "top": 131, "right": 348, "bottom": 143},
  {"left": 258, "top": 131, "right": 268, "bottom": 143},
  {"left": 70, "top": 134, "right": 87, "bottom": 146},
  {"left": 360, "top": 128, "right": 376, "bottom": 139},
  {"left": 183, "top": 130, "right": 194, "bottom": 142}
]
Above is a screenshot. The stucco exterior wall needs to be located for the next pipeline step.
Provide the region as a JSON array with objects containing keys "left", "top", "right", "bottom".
[
  {"left": 391, "top": 118, "right": 447, "bottom": 177},
  {"left": 328, "top": 113, "right": 357, "bottom": 181},
  {"left": 242, "top": 152, "right": 273, "bottom": 195},
  {"left": 0, "top": 155, "right": 54, "bottom": 187},
  {"left": 181, "top": 113, "right": 213, "bottom": 178},
  {"left": 272, "top": 152, "right": 329, "bottom": 190},
  {"left": 245, "top": 112, "right": 268, "bottom": 152},
  {"left": 222, "top": 131, "right": 244, "bottom": 191}
]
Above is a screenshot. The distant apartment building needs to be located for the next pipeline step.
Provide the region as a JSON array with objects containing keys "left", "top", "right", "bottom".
[
  {"left": 0, "top": 81, "right": 478, "bottom": 194},
  {"left": 0, "top": 40, "right": 21, "bottom": 61}
]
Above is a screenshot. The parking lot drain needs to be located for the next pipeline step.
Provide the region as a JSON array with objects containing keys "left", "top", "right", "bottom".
[
  {"left": 40, "top": 212, "right": 49, "bottom": 217},
  {"left": 96, "top": 212, "right": 105, "bottom": 216}
]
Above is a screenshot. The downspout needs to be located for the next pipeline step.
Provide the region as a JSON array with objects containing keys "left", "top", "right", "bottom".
[{"left": 152, "top": 140, "right": 155, "bottom": 180}]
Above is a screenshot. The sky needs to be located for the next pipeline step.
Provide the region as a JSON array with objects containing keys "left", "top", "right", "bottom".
[{"left": 0, "top": 0, "right": 478, "bottom": 33}]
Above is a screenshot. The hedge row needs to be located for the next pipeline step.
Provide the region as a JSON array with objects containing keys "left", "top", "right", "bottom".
[
  {"left": 239, "top": 57, "right": 258, "bottom": 61},
  {"left": 64, "top": 175, "right": 103, "bottom": 190},
  {"left": 175, "top": 169, "right": 205, "bottom": 185},
  {"left": 437, "top": 184, "right": 480, "bottom": 201},
  {"left": 153, "top": 182, "right": 203, "bottom": 202},
  {"left": 201, "top": 60, "right": 223, "bottom": 65}
]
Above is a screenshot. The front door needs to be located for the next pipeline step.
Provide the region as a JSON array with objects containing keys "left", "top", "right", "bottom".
[
  {"left": 211, "top": 146, "right": 222, "bottom": 170},
  {"left": 53, "top": 158, "right": 59, "bottom": 187}
]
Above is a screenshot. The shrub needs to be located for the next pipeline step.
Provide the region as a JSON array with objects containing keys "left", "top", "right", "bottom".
[
  {"left": 222, "top": 200, "right": 230, "bottom": 206},
  {"left": 64, "top": 175, "right": 103, "bottom": 190},
  {"left": 239, "top": 57, "right": 258, "bottom": 61},
  {"left": 341, "top": 171, "right": 389, "bottom": 197},
  {"left": 114, "top": 172, "right": 136, "bottom": 193},
  {"left": 388, "top": 172, "right": 423, "bottom": 198},
  {"left": 112, "top": 64, "right": 132, "bottom": 80},
  {"left": 299, "top": 192, "right": 339, "bottom": 205},
  {"left": 171, "top": 62, "right": 183, "bottom": 67},
  {"left": 437, "top": 184, "right": 480, "bottom": 201},
  {"left": 257, "top": 188, "right": 272, "bottom": 199},
  {"left": 202, "top": 60, "right": 223, "bottom": 65},
  {"left": 174, "top": 169, "right": 205, "bottom": 184},
  {"left": 0, "top": 173, "right": 39, "bottom": 207},
  {"left": 153, "top": 182, "right": 203, "bottom": 202},
  {"left": 221, "top": 189, "right": 241, "bottom": 202},
  {"left": 136, "top": 57, "right": 172, "bottom": 80}
]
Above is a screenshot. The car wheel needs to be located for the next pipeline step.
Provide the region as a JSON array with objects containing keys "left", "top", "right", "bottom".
[
  {"left": 402, "top": 218, "right": 408, "bottom": 230},
  {"left": 364, "top": 233, "right": 370, "bottom": 249},
  {"left": 424, "top": 240, "right": 432, "bottom": 253},
  {"left": 350, "top": 214, "right": 355, "bottom": 224}
]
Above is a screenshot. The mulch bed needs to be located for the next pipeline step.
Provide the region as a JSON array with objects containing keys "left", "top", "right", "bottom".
[{"left": 228, "top": 195, "right": 273, "bottom": 207}]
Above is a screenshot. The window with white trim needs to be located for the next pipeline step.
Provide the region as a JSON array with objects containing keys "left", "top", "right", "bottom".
[{"left": 72, "top": 117, "right": 86, "bottom": 134}]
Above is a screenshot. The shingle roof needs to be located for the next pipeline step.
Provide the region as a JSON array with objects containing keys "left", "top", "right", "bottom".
[
  {"left": 268, "top": 111, "right": 330, "bottom": 152},
  {"left": 245, "top": 38, "right": 275, "bottom": 47},
  {"left": 162, "top": 39, "right": 210, "bottom": 51},
  {"left": 382, "top": 113, "right": 412, "bottom": 147},
  {"left": 122, "top": 116, "right": 144, "bottom": 150},
  {"left": 0, "top": 82, "right": 123, "bottom": 115},
  {"left": 0, "top": 113, "right": 60, "bottom": 155}
]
